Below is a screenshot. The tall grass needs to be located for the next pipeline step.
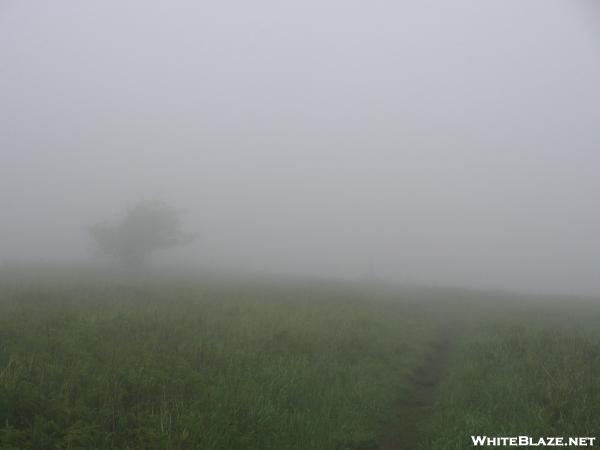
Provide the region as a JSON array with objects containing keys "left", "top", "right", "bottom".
[
  {"left": 0, "top": 281, "right": 433, "bottom": 449},
  {"left": 421, "top": 303, "right": 600, "bottom": 449}
]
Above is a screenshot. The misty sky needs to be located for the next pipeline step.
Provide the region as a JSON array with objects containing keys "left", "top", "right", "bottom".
[{"left": 1, "top": 1, "right": 600, "bottom": 295}]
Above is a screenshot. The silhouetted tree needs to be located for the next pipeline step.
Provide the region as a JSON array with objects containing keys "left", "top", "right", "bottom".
[{"left": 88, "top": 200, "right": 196, "bottom": 270}]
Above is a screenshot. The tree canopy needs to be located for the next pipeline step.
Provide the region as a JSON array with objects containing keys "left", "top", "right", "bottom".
[{"left": 88, "top": 200, "right": 195, "bottom": 269}]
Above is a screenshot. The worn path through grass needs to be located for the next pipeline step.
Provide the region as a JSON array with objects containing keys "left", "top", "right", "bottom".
[{"left": 379, "top": 328, "right": 456, "bottom": 450}]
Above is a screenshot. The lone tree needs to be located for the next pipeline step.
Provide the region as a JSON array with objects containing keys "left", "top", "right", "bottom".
[{"left": 88, "top": 200, "right": 196, "bottom": 270}]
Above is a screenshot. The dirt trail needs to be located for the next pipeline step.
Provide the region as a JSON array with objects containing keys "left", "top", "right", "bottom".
[{"left": 378, "top": 329, "right": 455, "bottom": 450}]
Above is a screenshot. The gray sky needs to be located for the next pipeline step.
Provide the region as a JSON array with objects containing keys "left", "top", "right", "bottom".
[{"left": 1, "top": 1, "right": 600, "bottom": 295}]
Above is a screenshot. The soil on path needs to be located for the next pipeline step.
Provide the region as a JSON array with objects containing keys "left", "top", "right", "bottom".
[{"left": 378, "top": 329, "right": 455, "bottom": 450}]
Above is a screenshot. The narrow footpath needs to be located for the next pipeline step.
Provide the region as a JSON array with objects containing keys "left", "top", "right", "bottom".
[{"left": 379, "top": 329, "right": 456, "bottom": 450}]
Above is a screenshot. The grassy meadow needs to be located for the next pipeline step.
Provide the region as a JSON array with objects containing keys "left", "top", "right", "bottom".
[
  {"left": 1, "top": 273, "right": 599, "bottom": 449},
  {"left": 423, "top": 299, "right": 600, "bottom": 449}
]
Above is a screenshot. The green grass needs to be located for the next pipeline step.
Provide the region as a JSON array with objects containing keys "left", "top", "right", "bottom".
[
  {"left": 420, "top": 299, "right": 600, "bottom": 449},
  {"left": 2, "top": 276, "right": 600, "bottom": 449},
  {"left": 0, "top": 279, "right": 434, "bottom": 449}
]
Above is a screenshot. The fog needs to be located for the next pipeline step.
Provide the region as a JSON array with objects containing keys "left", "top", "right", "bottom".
[{"left": 1, "top": 1, "right": 599, "bottom": 296}]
